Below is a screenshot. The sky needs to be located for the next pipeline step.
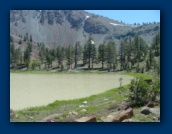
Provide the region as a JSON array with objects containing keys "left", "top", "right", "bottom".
[{"left": 85, "top": 10, "right": 160, "bottom": 24}]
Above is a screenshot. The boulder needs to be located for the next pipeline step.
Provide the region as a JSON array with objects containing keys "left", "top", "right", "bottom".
[
  {"left": 80, "top": 109, "right": 87, "bottom": 112},
  {"left": 123, "top": 105, "right": 130, "bottom": 110},
  {"left": 101, "top": 112, "right": 120, "bottom": 122},
  {"left": 79, "top": 105, "right": 85, "bottom": 108},
  {"left": 149, "top": 108, "right": 160, "bottom": 115},
  {"left": 10, "top": 108, "right": 15, "bottom": 115},
  {"left": 83, "top": 101, "right": 88, "bottom": 104},
  {"left": 75, "top": 116, "right": 96, "bottom": 122},
  {"left": 119, "top": 108, "right": 134, "bottom": 121},
  {"left": 122, "top": 119, "right": 134, "bottom": 122},
  {"left": 146, "top": 101, "right": 155, "bottom": 108},
  {"left": 140, "top": 106, "right": 151, "bottom": 115}
]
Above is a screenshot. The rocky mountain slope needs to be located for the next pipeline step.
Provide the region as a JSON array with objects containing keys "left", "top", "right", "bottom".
[{"left": 10, "top": 10, "right": 160, "bottom": 48}]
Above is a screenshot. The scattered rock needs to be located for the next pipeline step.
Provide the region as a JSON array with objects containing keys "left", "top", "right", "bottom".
[
  {"left": 153, "top": 117, "right": 156, "bottom": 120},
  {"left": 46, "top": 119, "right": 55, "bottom": 122},
  {"left": 147, "top": 101, "right": 155, "bottom": 108},
  {"left": 79, "top": 105, "right": 85, "bottom": 108},
  {"left": 69, "top": 111, "right": 78, "bottom": 116},
  {"left": 83, "top": 101, "right": 87, "bottom": 104},
  {"left": 104, "top": 98, "right": 109, "bottom": 101},
  {"left": 72, "top": 111, "right": 78, "bottom": 116},
  {"left": 29, "top": 116, "right": 33, "bottom": 120},
  {"left": 122, "top": 119, "right": 133, "bottom": 122},
  {"left": 75, "top": 116, "right": 96, "bottom": 122},
  {"left": 80, "top": 109, "right": 87, "bottom": 112},
  {"left": 41, "top": 113, "right": 61, "bottom": 122},
  {"left": 140, "top": 106, "right": 151, "bottom": 115},
  {"left": 119, "top": 91, "right": 122, "bottom": 94},
  {"left": 149, "top": 108, "right": 160, "bottom": 115},
  {"left": 119, "top": 108, "right": 133, "bottom": 121},
  {"left": 10, "top": 108, "right": 16, "bottom": 115}
]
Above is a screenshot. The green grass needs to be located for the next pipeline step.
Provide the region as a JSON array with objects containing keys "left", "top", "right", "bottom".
[
  {"left": 123, "top": 72, "right": 153, "bottom": 80},
  {"left": 10, "top": 70, "right": 108, "bottom": 74}
]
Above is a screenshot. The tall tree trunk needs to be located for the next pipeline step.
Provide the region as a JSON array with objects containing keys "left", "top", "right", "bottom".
[
  {"left": 92, "top": 59, "right": 93, "bottom": 69},
  {"left": 75, "top": 55, "right": 77, "bottom": 69}
]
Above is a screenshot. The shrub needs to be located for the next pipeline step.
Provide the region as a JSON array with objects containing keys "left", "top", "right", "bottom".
[{"left": 127, "top": 77, "right": 160, "bottom": 106}]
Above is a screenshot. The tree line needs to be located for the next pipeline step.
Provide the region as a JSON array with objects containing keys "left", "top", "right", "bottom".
[{"left": 10, "top": 33, "right": 160, "bottom": 73}]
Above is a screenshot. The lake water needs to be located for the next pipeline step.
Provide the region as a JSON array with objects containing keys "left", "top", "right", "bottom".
[{"left": 10, "top": 73, "right": 133, "bottom": 110}]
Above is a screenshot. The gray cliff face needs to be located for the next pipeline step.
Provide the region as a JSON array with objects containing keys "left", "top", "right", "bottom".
[{"left": 10, "top": 10, "right": 160, "bottom": 48}]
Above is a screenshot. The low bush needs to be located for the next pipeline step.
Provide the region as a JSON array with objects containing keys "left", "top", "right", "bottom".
[{"left": 127, "top": 77, "right": 160, "bottom": 106}]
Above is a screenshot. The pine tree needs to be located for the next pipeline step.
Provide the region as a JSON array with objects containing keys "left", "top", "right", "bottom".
[
  {"left": 66, "top": 45, "right": 74, "bottom": 69},
  {"left": 24, "top": 42, "right": 32, "bottom": 70},
  {"left": 10, "top": 43, "right": 22, "bottom": 67},
  {"left": 133, "top": 35, "right": 148, "bottom": 63},
  {"left": 98, "top": 43, "right": 106, "bottom": 68},
  {"left": 83, "top": 36, "right": 94, "bottom": 69},
  {"left": 39, "top": 44, "right": 46, "bottom": 63},
  {"left": 74, "top": 41, "right": 82, "bottom": 69},
  {"left": 83, "top": 43, "right": 88, "bottom": 65},
  {"left": 151, "top": 33, "right": 160, "bottom": 56},
  {"left": 91, "top": 43, "right": 97, "bottom": 69},
  {"left": 126, "top": 38, "right": 132, "bottom": 63},
  {"left": 87, "top": 36, "right": 93, "bottom": 69},
  {"left": 106, "top": 41, "right": 117, "bottom": 72},
  {"left": 58, "top": 47, "right": 66, "bottom": 69},
  {"left": 149, "top": 48, "right": 154, "bottom": 67},
  {"left": 119, "top": 40, "right": 126, "bottom": 70}
]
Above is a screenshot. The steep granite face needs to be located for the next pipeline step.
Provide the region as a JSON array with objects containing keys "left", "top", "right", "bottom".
[
  {"left": 84, "top": 18, "right": 109, "bottom": 34},
  {"left": 64, "top": 10, "right": 85, "bottom": 29},
  {"left": 10, "top": 10, "right": 160, "bottom": 47}
]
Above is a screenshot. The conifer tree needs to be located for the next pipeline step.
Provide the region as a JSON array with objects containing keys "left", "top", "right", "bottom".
[
  {"left": 98, "top": 43, "right": 106, "bottom": 68},
  {"left": 106, "top": 41, "right": 117, "bottom": 72}
]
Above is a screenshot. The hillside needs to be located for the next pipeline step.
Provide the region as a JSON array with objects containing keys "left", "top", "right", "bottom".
[{"left": 10, "top": 10, "right": 160, "bottom": 49}]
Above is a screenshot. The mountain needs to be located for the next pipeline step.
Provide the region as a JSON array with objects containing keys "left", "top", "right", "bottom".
[{"left": 10, "top": 10, "right": 160, "bottom": 48}]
